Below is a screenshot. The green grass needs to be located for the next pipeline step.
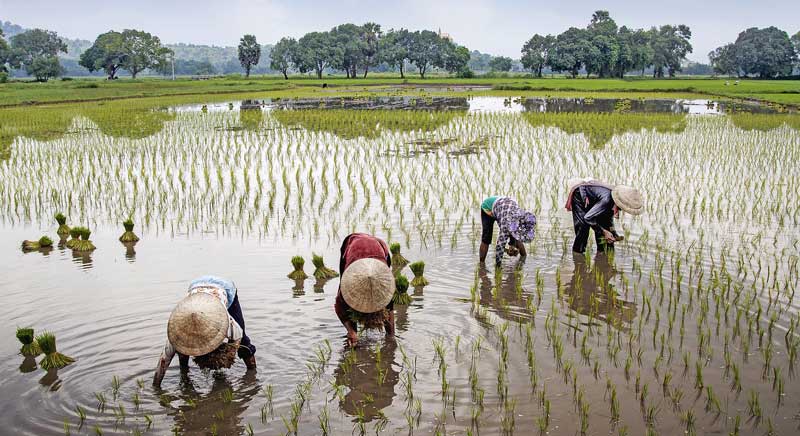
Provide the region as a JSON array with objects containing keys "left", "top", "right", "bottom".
[{"left": 1, "top": 75, "right": 798, "bottom": 107}]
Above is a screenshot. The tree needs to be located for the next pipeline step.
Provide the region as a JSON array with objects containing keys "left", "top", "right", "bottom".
[
  {"left": 379, "top": 29, "right": 411, "bottom": 78},
  {"left": 238, "top": 34, "right": 260, "bottom": 78},
  {"left": 488, "top": 56, "right": 513, "bottom": 72},
  {"left": 793, "top": 31, "right": 800, "bottom": 69},
  {"left": 520, "top": 34, "right": 554, "bottom": 77},
  {"left": 708, "top": 44, "right": 738, "bottom": 76},
  {"left": 731, "top": 27, "right": 795, "bottom": 78},
  {"left": 650, "top": 25, "right": 692, "bottom": 77},
  {"left": 270, "top": 37, "right": 297, "bottom": 79},
  {"left": 296, "top": 31, "right": 335, "bottom": 79},
  {"left": 9, "top": 29, "right": 67, "bottom": 81},
  {"left": 0, "top": 28, "right": 9, "bottom": 73},
  {"left": 360, "top": 22, "right": 382, "bottom": 78},
  {"left": 114, "top": 29, "right": 171, "bottom": 79},
  {"left": 407, "top": 30, "right": 446, "bottom": 78},
  {"left": 79, "top": 31, "right": 127, "bottom": 79},
  {"left": 548, "top": 27, "right": 593, "bottom": 78},
  {"left": 330, "top": 23, "right": 365, "bottom": 78},
  {"left": 441, "top": 43, "right": 470, "bottom": 74}
]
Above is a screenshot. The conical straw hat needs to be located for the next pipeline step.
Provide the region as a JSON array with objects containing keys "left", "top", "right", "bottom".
[
  {"left": 612, "top": 185, "right": 644, "bottom": 216},
  {"left": 341, "top": 258, "right": 395, "bottom": 314},
  {"left": 167, "top": 293, "right": 229, "bottom": 356}
]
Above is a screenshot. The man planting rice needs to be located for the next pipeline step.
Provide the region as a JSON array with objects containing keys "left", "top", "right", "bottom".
[
  {"left": 566, "top": 178, "right": 643, "bottom": 254},
  {"left": 153, "top": 276, "right": 256, "bottom": 387},
  {"left": 334, "top": 233, "right": 397, "bottom": 347},
  {"left": 479, "top": 196, "right": 537, "bottom": 266}
]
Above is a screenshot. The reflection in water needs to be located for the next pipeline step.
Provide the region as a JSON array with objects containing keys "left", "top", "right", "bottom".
[
  {"left": 313, "top": 278, "right": 331, "bottom": 293},
  {"left": 563, "top": 253, "right": 636, "bottom": 329},
  {"left": 292, "top": 279, "right": 305, "bottom": 297},
  {"left": 476, "top": 263, "right": 535, "bottom": 324},
  {"left": 123, "top": 241, "right": 137, "bottom": 262},
  {"left": 71, "top": 250, "right": 93, "bottom": 269},
  {"left": 272, "top": 109, "right": 465, "bottom": 140},
  {"left": 19, "top": 355, "right": 38, "bottom": 374},
  {"left": 39, "top": 368, "right": 62, "bottom": 391},
  {"left": 522, "top": 111, "right": 687, "bottom": 149},
  {"left": 164, "top": 371, "right": 260, "bottom": 436},
  {"left": 333, "top": 341, "right": 399, "bottom": 422}
]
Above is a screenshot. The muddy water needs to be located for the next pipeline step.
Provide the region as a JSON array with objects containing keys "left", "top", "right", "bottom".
[{"left": 1, "top": 97, "right": 799, "bottom": 435}]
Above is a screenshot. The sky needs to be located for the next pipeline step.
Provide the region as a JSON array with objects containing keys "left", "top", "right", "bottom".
[{"left": 2, "top": 0, "right": 799, "bottom": 63}]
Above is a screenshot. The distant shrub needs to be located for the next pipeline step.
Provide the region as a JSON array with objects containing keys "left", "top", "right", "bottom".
[
  {"left": 456, "top": 68, "right": 475, "bottom": 79},
  {"left": 61, "top": 77, "right": 73, "bottom": 81},
  {"left": 77, "top": 82, "right": 100, "bottom": 89},
  {"left": 0, "top": 72, "right": 8, "bottom": 83}
]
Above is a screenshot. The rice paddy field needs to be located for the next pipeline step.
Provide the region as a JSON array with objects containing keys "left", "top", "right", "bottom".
[{"left": 1, "top": 93, "right": 799, "bottom": 436}]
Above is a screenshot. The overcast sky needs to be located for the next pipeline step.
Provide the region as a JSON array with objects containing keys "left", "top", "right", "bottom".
[{"left": 2, "top": 0, "right": 799, "bottom": 63}]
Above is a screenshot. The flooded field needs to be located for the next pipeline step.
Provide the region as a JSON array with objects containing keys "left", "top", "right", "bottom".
[{"left": 1, "top": 96, "right": 799, "bottom": 435}]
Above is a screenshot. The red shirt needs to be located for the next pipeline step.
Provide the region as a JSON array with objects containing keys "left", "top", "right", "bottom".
[{"left": 334, "top": 233, "right": 392, "bottom": 322}]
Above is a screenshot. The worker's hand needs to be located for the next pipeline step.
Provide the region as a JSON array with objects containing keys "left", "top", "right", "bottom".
[
  {"left": 347, "top": 330, "right": 358, "bottom": 347},
  {"left": 505, "top": 246, "right": 519, "bottom": 257},
  {"left": 602, "top": 229, "right": 617, "bottom": 244}
]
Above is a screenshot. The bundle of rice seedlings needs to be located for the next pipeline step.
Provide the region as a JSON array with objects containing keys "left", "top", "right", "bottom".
[
  {"left": 347, "top": 308, "right": 389, "bottom": 330},
  {"left": 389, "top": 243, "right": 409, "bottom": 270},
  {"left": 287, "top": 256, "right": 308, "bottom": 280},
  {"left": 409, "top": 261, "right": 429, "bottom": 287},
  {"left": 72, "top": 227, "right": 96, "bottom": 252},
  {"left": 312, "top": 253, "right": 339, "bottom": 279},
  {"left": 16, "top": 327, "right": 42, "bottom": 356},
  {"left": 66, "top": 228, "right": 81, "bottom": 249},
  {"left": 21, "top": 236, "right": 53, "bottom": 252},
  {"left": 193, "top": 340, "right": 240, "bottom": 370},
  {"left": 36, "top": 332, "right": 75, "bottom": 370},
  {"left": 55, "top": 213, "right": 70, "bottom": 238},
  {"left": 393, "top": 274, "right": 412, "bottom": 305},
  {"left": 118, "top": 218, "right": 140, "bottom": 243}
]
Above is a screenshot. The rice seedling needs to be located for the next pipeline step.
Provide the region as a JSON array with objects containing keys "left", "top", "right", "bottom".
[
  {"left": 118, "top": 218, "right": 140, "bottom": 242},
  {"left": 95, "top": 392, "right": 106, "bottom": 411},
  {"left": 393, "top": 274, "right": 412, "bottom": 305},
  {"left": 21, "top": 235, "right": 53, "bottom": 251},
  {"left": 55, "top": 212, "right": 70, "bottom": 238},
  {"left": 37, "top": 332, "right": 75, "bottom": 370},
  {"left": 70, "top": 227, "right": 96, "bottom": 252},
  {"left": 311, "top": 253, "right": 338, "bottom": 279},
  {"left": 390, "top": 242, "right": 409, "bottom": 270},
  {"left": 16, "top": 327, "right": 41, "bottom": 356},
  {"left": 409, "top": 261, "right": 429, "bottom": 287},
  {"left": 287, "top": 255, "right": 308, "bottom": 280}
]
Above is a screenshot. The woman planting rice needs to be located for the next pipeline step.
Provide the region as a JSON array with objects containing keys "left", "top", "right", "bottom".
[
  {"left": 479, "top": 196, "right": 537, "bottom": 266},
  {"left": 334, "top": 233, "right": 397, "bottom": 347},
  {"left": 153, "top": 276, "right": 256, "bottom": 387},
  {"left": 565, "top": 178, "right": 643, "bottom": 254}
]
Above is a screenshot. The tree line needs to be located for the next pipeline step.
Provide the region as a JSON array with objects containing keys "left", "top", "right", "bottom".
[
  {"left": 709, "top": 28, "right": 800, "bottom": 78},
  {"left": 268, "top": 24, "right": 469, "bottom": 79},
  {"left": 520, "top": 11, "right": 693, "bottom": 78}
]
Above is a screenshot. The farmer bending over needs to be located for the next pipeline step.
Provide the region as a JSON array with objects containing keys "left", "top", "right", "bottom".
[
  {"left": 334, "top": 233, "right": 396, "bottom": 347},
  {"left": 566, "top": 178, "right": 643, "bottom": 254},
  {"left": 479, "top": 196, "right": 537, "bottom": 266},
  {"left": 153, "top": 276, "right": 256, "bottom": 387}
]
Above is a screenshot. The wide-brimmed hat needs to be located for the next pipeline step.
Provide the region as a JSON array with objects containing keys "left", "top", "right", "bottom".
[
  {"left": 167, "top": 293, "right": 229, "bottom": 356},
  {"left": 341, "top": 258, "right": 395, "bottom": 314},
  {"left": 611, "top": 185, "right": 644, "bottom": 216}
]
